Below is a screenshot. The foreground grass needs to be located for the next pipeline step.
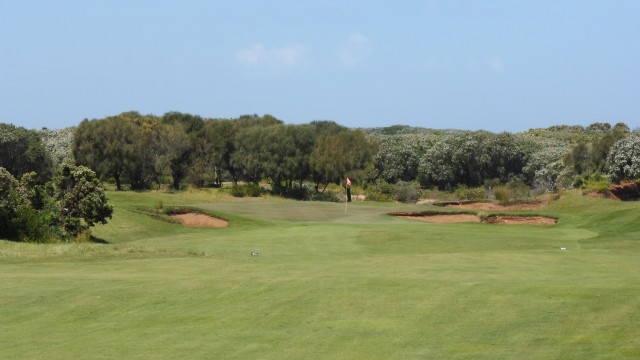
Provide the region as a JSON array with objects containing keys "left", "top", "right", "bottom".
[{"left": 1, "top": 191, "right": 639, "bottom": 359}]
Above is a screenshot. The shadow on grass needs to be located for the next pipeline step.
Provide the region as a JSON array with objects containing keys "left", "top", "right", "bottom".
[{"left": 90, "top": 236, "right": 110, "bottom": 244}]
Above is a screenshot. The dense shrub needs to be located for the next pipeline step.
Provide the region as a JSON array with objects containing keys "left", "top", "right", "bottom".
[
  {"left": 0, "top": 164, "right": 112, "bottom": 242},
  {"left": 365, "top": 179, "right": 395, "bottom": 202},
  {"left": 607, "top": 134, "right": 640, "bottom": 182},
  {"left": 40, "top": 127, "right": 75, "bottom": 166},
  {"left": 0, "top": 123, "right": 53, "bottom": 179},
  {"left": 574, "top": 173, "right": 611, "bottom": 193},
  {"left": 394, "top": 181, "right": 422, "bottom": 203},
  {"left": 493, "top": 180, "right": 530, "bottom": 204},
  {"left": 230, "top": 183, "right": 262, "bottom": 198},
  {"left": 453, "top": 185, "right": 486, "bottom": 201},
  {"left": 523, "top": 139, "right": 572, "bottom": 191},
  {"left": 309, "top": 190, "right": 340, "bottom": 202},
  {"left": 418, "top": 131, "right": 532, "bottom": 189}
]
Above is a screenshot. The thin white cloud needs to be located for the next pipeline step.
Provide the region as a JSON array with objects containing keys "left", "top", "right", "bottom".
[
  {"left": 338, "top": 32, "right": 372, "bottom": 67},
  {"left": 486, "top": 57, "right": 505, "bottom": 73},
  {"left": 235, "top": 43, "right": 309, "bottom": 71}
]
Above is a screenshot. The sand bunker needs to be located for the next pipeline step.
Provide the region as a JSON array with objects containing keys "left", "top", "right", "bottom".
[
  {"left": 394, "top": 212, "right": 557, "bottom": 225},
  {"left": 399, "top": 214, "right": 481, "bottom": 223},
  {"left": 484, "top": 215, "right": 557, "bottom": 225},
  {"left": 171, "top": 213, "right": 228, "bottom": 228},
  {"left": 447, "top": 202, "right": 544, "bottom": 211}
]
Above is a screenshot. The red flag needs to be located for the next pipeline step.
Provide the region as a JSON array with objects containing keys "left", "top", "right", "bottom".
[{"left": 346, "top": 177, "right": 352, "bottom": 186}]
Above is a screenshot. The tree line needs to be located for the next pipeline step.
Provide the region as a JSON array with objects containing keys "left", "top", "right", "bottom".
[
  {"left": 2, "top": 114, "right": 640, "bottom": 197},
  {"left": 71, "top": 112, "right": 376, "bottom": 194}
]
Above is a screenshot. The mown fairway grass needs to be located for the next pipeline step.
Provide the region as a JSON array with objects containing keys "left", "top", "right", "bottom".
[{"left": 2, "top": 190, "right": 640, "bottom": 359}]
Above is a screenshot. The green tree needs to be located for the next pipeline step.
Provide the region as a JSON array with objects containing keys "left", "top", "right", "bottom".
[
  {"left": 375, "top": 135, "right": 422, "bottom": 183},
  {"left": 74, "top": 112, "right": 162, "bottom": 190},
  {"left": 161, "top": 111, "right": 205, "bottom": 134},
  {"left": 607, "top": 134, "right": 640, "bottom": 182},
  {"left": 155, "top": 123, "right": 192, "bottom": 189},
  {"left": 231, "top": 126, "right": 268, "bottom": 183},
  {"left": 311, "top": 129, "right": 376, "bottom": 190},
  {"left": 589, "top": 123, "right": 630, "bottom": 173},
  {"left": 191, "top": 119, "right": 238, "bottom": 186},
  {"left": 258, "top": 124, "right": 315, "bottom": 192},
  {"left": 39, "top": 127, "right": 75, "bottom": 167},
  {"left": 564, "top": 141, "right": 592, "bottom": 175},
  {"left": 0, "top": 168, "right": 27, "bottom": 239},
  {"left": 52, "top": 164, "right": 113, "bottom": 237},
  {"left": 0, "top": 123, "right": 53, "bottom": 179},
  {"left": 522, "top": 138, "right": 571, "bottom": 191},
  {"left": 1, "top": 164, "right": 113, "bottom": 242}
]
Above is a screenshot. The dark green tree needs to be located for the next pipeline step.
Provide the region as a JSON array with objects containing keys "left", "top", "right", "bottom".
[
  {"left": 418, "top": 131, "right": 532, "bottom": 189},
  {"left": 74, "top": 112, "right": 162, "bottom": 190},
  {"left": 191, "top": 119, "right": 238, "bottom": 186},
  {"left": 155, "top": 123, "right": 192, "bottom": 189},
  {"left": 231, "top": 126, "right": 268, "bottom": 183},
  {"left": 311, "top": 129, "right": 376, "bottom": 190},
  {"left": 258, "top": 124, "right": 315, "bottom": 192},
  {"left": 0, "top": 168, "right": 26, "bottom": 239},
  {"left": 0, "top": 123, "right": 53, "bottom": 179},
  {"left": 52, "top": 164, "right": 113, "bottom": 237},
  {"left": 161, "top": 111, "right": 205, "bottom": 133}
]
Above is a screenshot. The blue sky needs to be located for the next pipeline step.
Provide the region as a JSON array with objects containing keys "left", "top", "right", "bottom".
[{"left": 1, "top": 1, "right": 639, "bottom": 132}]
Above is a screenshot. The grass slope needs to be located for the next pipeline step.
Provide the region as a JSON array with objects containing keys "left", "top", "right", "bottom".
[{"left": 1, "top": 191, "right": 639, "bottom": 359}]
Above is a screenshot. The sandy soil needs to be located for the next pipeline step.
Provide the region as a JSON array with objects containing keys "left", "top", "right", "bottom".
[
  {"left": 396, "top": 213, "right": 556, "bottom": 225},
  {"left": 484, "top": 215, "right": 556, "bottom": 225},
  {"left": 171, "top": 213, "right": 228, "bottom": 227},
  {"left": 447, "top": 202, "right": 544, "bottom": 211},
  {"left": 399, "top": 214, "right": 481, "bottom": 223}
]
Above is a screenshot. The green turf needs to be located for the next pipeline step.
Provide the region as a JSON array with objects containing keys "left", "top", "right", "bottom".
[{"left": 1, "top": 191, "right": 639, "bottom": 359}]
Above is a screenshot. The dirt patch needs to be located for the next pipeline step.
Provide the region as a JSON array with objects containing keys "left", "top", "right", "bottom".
[
  {"left": 484, "top": 215, "right": 557, "bottom": 225},
  {"left": 416, "top": 199, "right": 439, "bottom": 205},
  {"left": 584, "top": 191, "right": 619, "bottom": 200},
  {"left": 171, "top": 213, "right": 228, "bottom": 228},
  {"left": 609, "top": 181, "right": 640, "bottom": 201},
  {"left": 447, "top": 201, "right": 544, "bottom": 211},
  {"left": 393, "top": 212, "right": 557, "bottom": 225},
  {"left": 398, "top": 214, "right": 481, "bottom": 223}
]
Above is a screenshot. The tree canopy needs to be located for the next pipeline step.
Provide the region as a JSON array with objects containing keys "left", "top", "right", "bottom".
[
  {"left": 4, "top": 114, "right": 638, "bottom": 197},
  {"left": 0, "top": 164, "right": 112, "bottom": 242},
  {"left": 0, "top": 123, "right": 53, "bottom": 179}
]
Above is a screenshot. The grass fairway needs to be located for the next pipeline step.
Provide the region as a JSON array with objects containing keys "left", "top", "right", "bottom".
[{"left": 2, "top": 191, "right": 640, "bottom": 359}]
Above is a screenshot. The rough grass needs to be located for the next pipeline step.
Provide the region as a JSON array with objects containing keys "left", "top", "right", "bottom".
[{"left": 1, "top": 189, "right": 640, "bottom": 359}]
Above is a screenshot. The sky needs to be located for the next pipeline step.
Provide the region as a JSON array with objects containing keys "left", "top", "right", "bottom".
[{"left": 1, "top": 1, "right": 639, "bottom": 132}]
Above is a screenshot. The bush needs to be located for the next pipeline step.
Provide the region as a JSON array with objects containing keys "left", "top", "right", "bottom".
[
  {"left": 394, "top": 181, "right": 421, "bottom": 203},
  {"left": 1, "top": 164, "right": 112, "bottom": 242},
  {"left": 575, "top": 173, "right": 611, "bottom": 193},
  {"left": 365, "top": 179, "right": 395, "bottom": 202},
  {"left": 419, "top": 188, "right": 458, "bottom": 201},
  {"left": 309, "top": 190, "right": 340, "bottom": 202},
  {"left": 607, "top": 134, "right": 640, "bottom": 182},
  {"left": 12, "top": 201, "right": 61, "bottom": 243},
  {"left": 230, "top": 185, "right": 246, "bottom": 197},
  {"left": 245, "top": 183, "right": 262, "bottom": 197},
  {"left": 493, "top": 180, "right": 530, "bottom": 204},
  {"left": 454, "top": 185, "right": 486, "bottom": 201},
  {"left": 230, "top": 183, "right": 262, "bottom": 198}
]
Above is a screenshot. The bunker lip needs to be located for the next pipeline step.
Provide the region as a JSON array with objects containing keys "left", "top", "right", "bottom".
[
  {"left": 397, "top": 214, "right": 480, "bottom": 223},
  {"left": 484, "top": 215, "right": 557, "bottom": 225},
  {"left": 171, "top": 213, "right": 229, "bottom": 227},
  {"left": 445, "top": 201, "right": 545, "bottom": 211},
  {"left": 391, "top": 212, "right": 557, "bottom": 225}
]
